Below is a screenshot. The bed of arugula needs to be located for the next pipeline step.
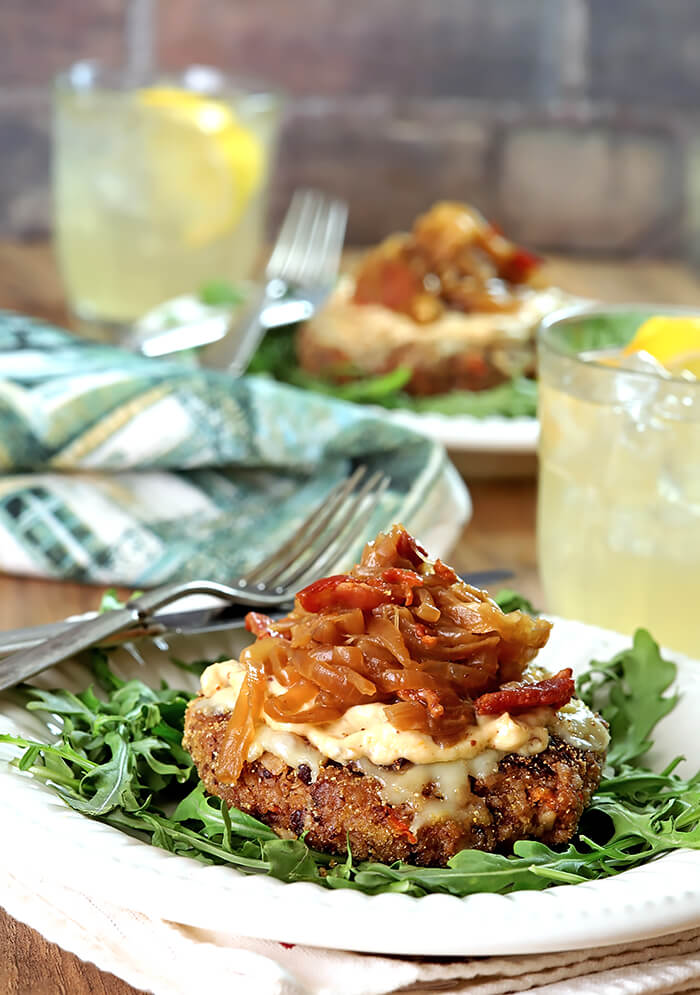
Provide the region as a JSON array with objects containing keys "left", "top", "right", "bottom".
[
  {"left": 181, "top": 284, "right": 644, "bottom": 421},
  {"left": 197, "top": 280, "right": 540, "bottom": 418},
  {"left": 244, "top": 310, "right": 651, "bottom": 420},
  {"left": 1, "top": 595, "right": 699, "bottom": 898},
  {"left": 247, "top": 324, "right": 540, "bottom": 419}
]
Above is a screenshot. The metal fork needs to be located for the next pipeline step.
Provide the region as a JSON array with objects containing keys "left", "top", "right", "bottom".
[
  {"left": 202, "top": 188, "right": 348, "bottom": 373},
  {"left": 0, "top": 465, "right": 389, "bottom": 688}
]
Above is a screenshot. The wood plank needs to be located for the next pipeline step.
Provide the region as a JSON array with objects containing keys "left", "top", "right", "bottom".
[
  {"left": 0, "top": 912, "right": 146, "bottom": 995},
  {"left": 540, "top": 255, "right": 700, "bottom": 306},
  {"left": 0, "top": 242, "right": 71, "bottom": 328}
]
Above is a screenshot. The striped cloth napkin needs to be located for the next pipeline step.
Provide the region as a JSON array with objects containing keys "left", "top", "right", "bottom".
[{"left": 0, "top": 310, "right": 465, "bottom": 587}]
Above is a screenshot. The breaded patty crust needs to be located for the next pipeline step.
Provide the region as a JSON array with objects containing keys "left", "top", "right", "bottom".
[{"left": 183, "top": 705, "right": 604, "bottom": 866}]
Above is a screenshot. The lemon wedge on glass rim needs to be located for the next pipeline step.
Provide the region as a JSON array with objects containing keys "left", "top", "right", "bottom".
[
  {"left": 622, "top": 315, "right": 700, "bottom": 378},
  {"left": 137, "top": 86, "right": 265, "bottom": 247}
]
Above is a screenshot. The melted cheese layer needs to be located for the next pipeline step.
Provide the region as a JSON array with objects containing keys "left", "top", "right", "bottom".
[
  {"left": 195, "top": 658, "right": 609, "bottom": 768},
  {"left": 303, "top": 277, "right": 571, "bottom": 367}
]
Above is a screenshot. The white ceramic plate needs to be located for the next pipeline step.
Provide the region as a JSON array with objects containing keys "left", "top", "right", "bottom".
[
  {"left": 385, "top": 408, "right": 539, "bottom": 454},
  {"left": 1, "top": 618, "right": 698, "bottom": 957}
]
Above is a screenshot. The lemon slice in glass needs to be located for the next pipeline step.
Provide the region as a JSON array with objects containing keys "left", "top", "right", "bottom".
[
  {"left": 138, "top": 86, "right": 265, "bottom": 247},
  {"left": 623, "top": 315, "right": 700, "bottom": 378}
]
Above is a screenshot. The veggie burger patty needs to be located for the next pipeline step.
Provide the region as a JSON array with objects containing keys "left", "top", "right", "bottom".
[
  {"left": 183, "top": 714, "right": 603, "bottom": 865},
  {"left": 183, "top": 526, "right": 608, "bottom": 866}
]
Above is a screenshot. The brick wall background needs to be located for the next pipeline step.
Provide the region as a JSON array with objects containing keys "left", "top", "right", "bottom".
[{"left": 3, "top": 0, "right": 700, "bottom": 257}]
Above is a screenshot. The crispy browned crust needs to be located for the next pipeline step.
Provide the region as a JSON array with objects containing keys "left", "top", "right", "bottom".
[
  {"left": 183, "top": 703, "right": 604, "bottom": 866},
  {"left": 296, "top": 324, "right": 532, "bottom": 396}
]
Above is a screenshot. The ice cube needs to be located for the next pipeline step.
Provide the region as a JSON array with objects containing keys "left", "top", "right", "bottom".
[
  {"left": 617, "top": 349, "right": 671, "bottom": 378},
  {"left": 609, "top": 350, "right": 671, "bottom": 430}
]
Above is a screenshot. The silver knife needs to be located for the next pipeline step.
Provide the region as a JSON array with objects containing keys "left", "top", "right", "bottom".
[
  {"left": 0, "top": 570, "right": 512, "bottom": 690},
  {"left": 0, "top": 602, "right": 286, "bottom": 692},
  {"left": 0, "top": 602, "right": 261, "bottom": 658},
  {"left": 127, "top": 297, "right": 318, "bottom": 360}
]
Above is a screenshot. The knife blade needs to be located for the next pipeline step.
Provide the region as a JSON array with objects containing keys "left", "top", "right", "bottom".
[
  {"left": 0, "top": 602, "right": 269, "bottom": 659},
  {"left": 0, "top": 569, "right": 513, "bottom": 689},
  {"left": 128, "top": 296, "right": 319, "bottom": 360}
]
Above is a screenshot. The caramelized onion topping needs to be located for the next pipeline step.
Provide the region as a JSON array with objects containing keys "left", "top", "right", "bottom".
[
  {"left": 352, "top": 202, "right": 542, "bottom": 322},
  {"left": 216, "top": 526, "right": 555, "bottom": 783},
  {"left": 474, "top": 668, "right": 575, "bottom": 716}
]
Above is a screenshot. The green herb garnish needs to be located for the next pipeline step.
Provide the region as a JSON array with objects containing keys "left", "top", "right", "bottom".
[
  {"left": 577, "top": 629, "right": 679, "bottom": 767},
  {"left": 198, "top": 280, "right": 246, "bottom": 309},
  {"left": 244, "top": 324, "right": 539, "bottom": 418},
  {"left": 494, "top": 589, "right": 537, "bottom": 614},
  {"left": 98, "top": 588, "right": 143, "bottom": 613},
  {"left": 194, "top": 285, "right": 650, "bottom": 419},
  {"left": 406, "top": 378, "right": 538, "bottom": 418},
  {"left": 1, "top": 629, "right": 697, "bottom": 897}
]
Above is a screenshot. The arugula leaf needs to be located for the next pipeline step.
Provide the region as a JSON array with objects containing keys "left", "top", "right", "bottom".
[
  {"left": 92, "top": 650, "right": 126, "bottom": 691},
  {"left": 198, "top": 280, "right": 245, "bottom": 308},
  {"left": 0, "top": 733, "right": 96, "bottom": 776},
  {"left": 1, "top": 629, "right": 698, "bottom": 898},
  {"left": 407, "top": 378, "right": 537, "bottom": 418},
  {"left": 98, "top": 589, "right": 143, "bottom": 613},
  {"left": 494, "top": 589, "right": 536, "bottom": 614},
  {"left": 173, "top": 782, "right": 278, "bottom": 842},
  {"left": 26, "top": 686, "right": 97, "bottom": 720},
  {"left": 243, "top": 324, "right": 538, "bottom": 418},
  {"left": 263, "top": 838, "right": 324, "bottom": 884},
  {"left": 289, "top": 365, "right": 414, "bottom": 404},
  {"left": 551, "top": 313, "right": 648, "bottom": 355},
  {"left": 577, "top": 629, "right": 678, "bottom": 766},
  {"left": 68, "top": 731, "right": 131, "bottom": 815},
  {"left": 170, "top": 653, "right": 229, "bottom": 677}
]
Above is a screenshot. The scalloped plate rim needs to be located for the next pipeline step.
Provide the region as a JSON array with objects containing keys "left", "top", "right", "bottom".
[
  {"left": 0, "top": 618, "right": 698, "bottom": 957},
  {"left": 382, "top": 407, "right": 539, "bottom": 453}
]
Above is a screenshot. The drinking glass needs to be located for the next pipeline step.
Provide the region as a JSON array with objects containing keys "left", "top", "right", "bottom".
[
  {"left": 53, "top": 62, "right": 281, "bottom": 339},
  {"left": 537, "top": 304, "right": 700, "bottom": 656}
]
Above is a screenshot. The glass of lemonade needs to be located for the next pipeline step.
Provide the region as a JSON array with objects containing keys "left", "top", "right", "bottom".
[
  {"left": 53, "top": 62, "right": 281, "bottom": 339},
  {"left": 537, "top": 305, "right": 700, "bottom": 657}
]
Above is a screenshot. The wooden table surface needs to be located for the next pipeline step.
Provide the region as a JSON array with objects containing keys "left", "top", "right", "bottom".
[{"left": 0, "top": 243, "right": 697, "bottom": 994}]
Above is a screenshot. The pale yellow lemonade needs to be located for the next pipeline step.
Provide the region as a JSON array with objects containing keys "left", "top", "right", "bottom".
[
  {"left": 537, "top": 314, "right": 700, "bottom": 657},
  {"left": 53, "top": 72, "right": 279, "bottom": 329}
]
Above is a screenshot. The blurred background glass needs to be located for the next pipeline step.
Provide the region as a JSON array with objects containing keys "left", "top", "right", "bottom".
[
  {"left": 53, "top": 61, "right": 280, "bottom": 337},
  {"left": 537, "top": 305, "right": 700, "bottom": 655}
]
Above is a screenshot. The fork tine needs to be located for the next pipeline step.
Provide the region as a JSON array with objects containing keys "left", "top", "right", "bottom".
[
  {"left": 281, "top": 193, "right": 326, "bottom": 286},
  {"left": 273, "top": 191, "right": 347, "bottom": 288},
  {"left": 273, "top": 471, "right": 391, "bottom": 590},
  {"left": 266, "top": 190, "right": 304, "bottom": 275},
  {"left": 299, "top": 197, "right": 340, "bottom": 286},
  {"left": 292, "top": 473, "right": 390, "bottom": 590},
  {"left": 294, "top": 197, "right": 346, "bottom": 287},
  {"left": 316, "top": 200, "right": 348, "bottom": 285},
  {"left": 241, "top": 466, "right": 367, "bottom": 589},
  {"left": 280, "top": 472, "right": 390, "bottom": 590},
  {"left": 271, "top": 189, "right": 322, "bottom": 283},
  {"left": 293, "top": 198, "right": 331, "bottom": 286},
  {"left": 266, "top": 189, "right": 316, "bottom": 278}
]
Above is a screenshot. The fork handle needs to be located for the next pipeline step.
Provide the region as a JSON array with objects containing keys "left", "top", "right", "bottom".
[
  {"left": 227, "top": 289, "right": 275, "bottom": 376},
  {"left": 0, "top": 578, "right": 286, "bottom": 689},
  {"left": 200, "top": 285, "right": 269, "bottom": 374},
  {"left": 0, "top": 583, "right": 224, "bottom": 689},
  {"left": 0, "top": 606, "right": 141, "bottom": 690},
  {"left": 127, "top": 580, "right": 268, "bottom": 615}
]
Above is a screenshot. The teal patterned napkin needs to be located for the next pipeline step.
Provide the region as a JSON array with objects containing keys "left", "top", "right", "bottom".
[{"left": 0, "top": 311, "right": 463, "bottom": 587}]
